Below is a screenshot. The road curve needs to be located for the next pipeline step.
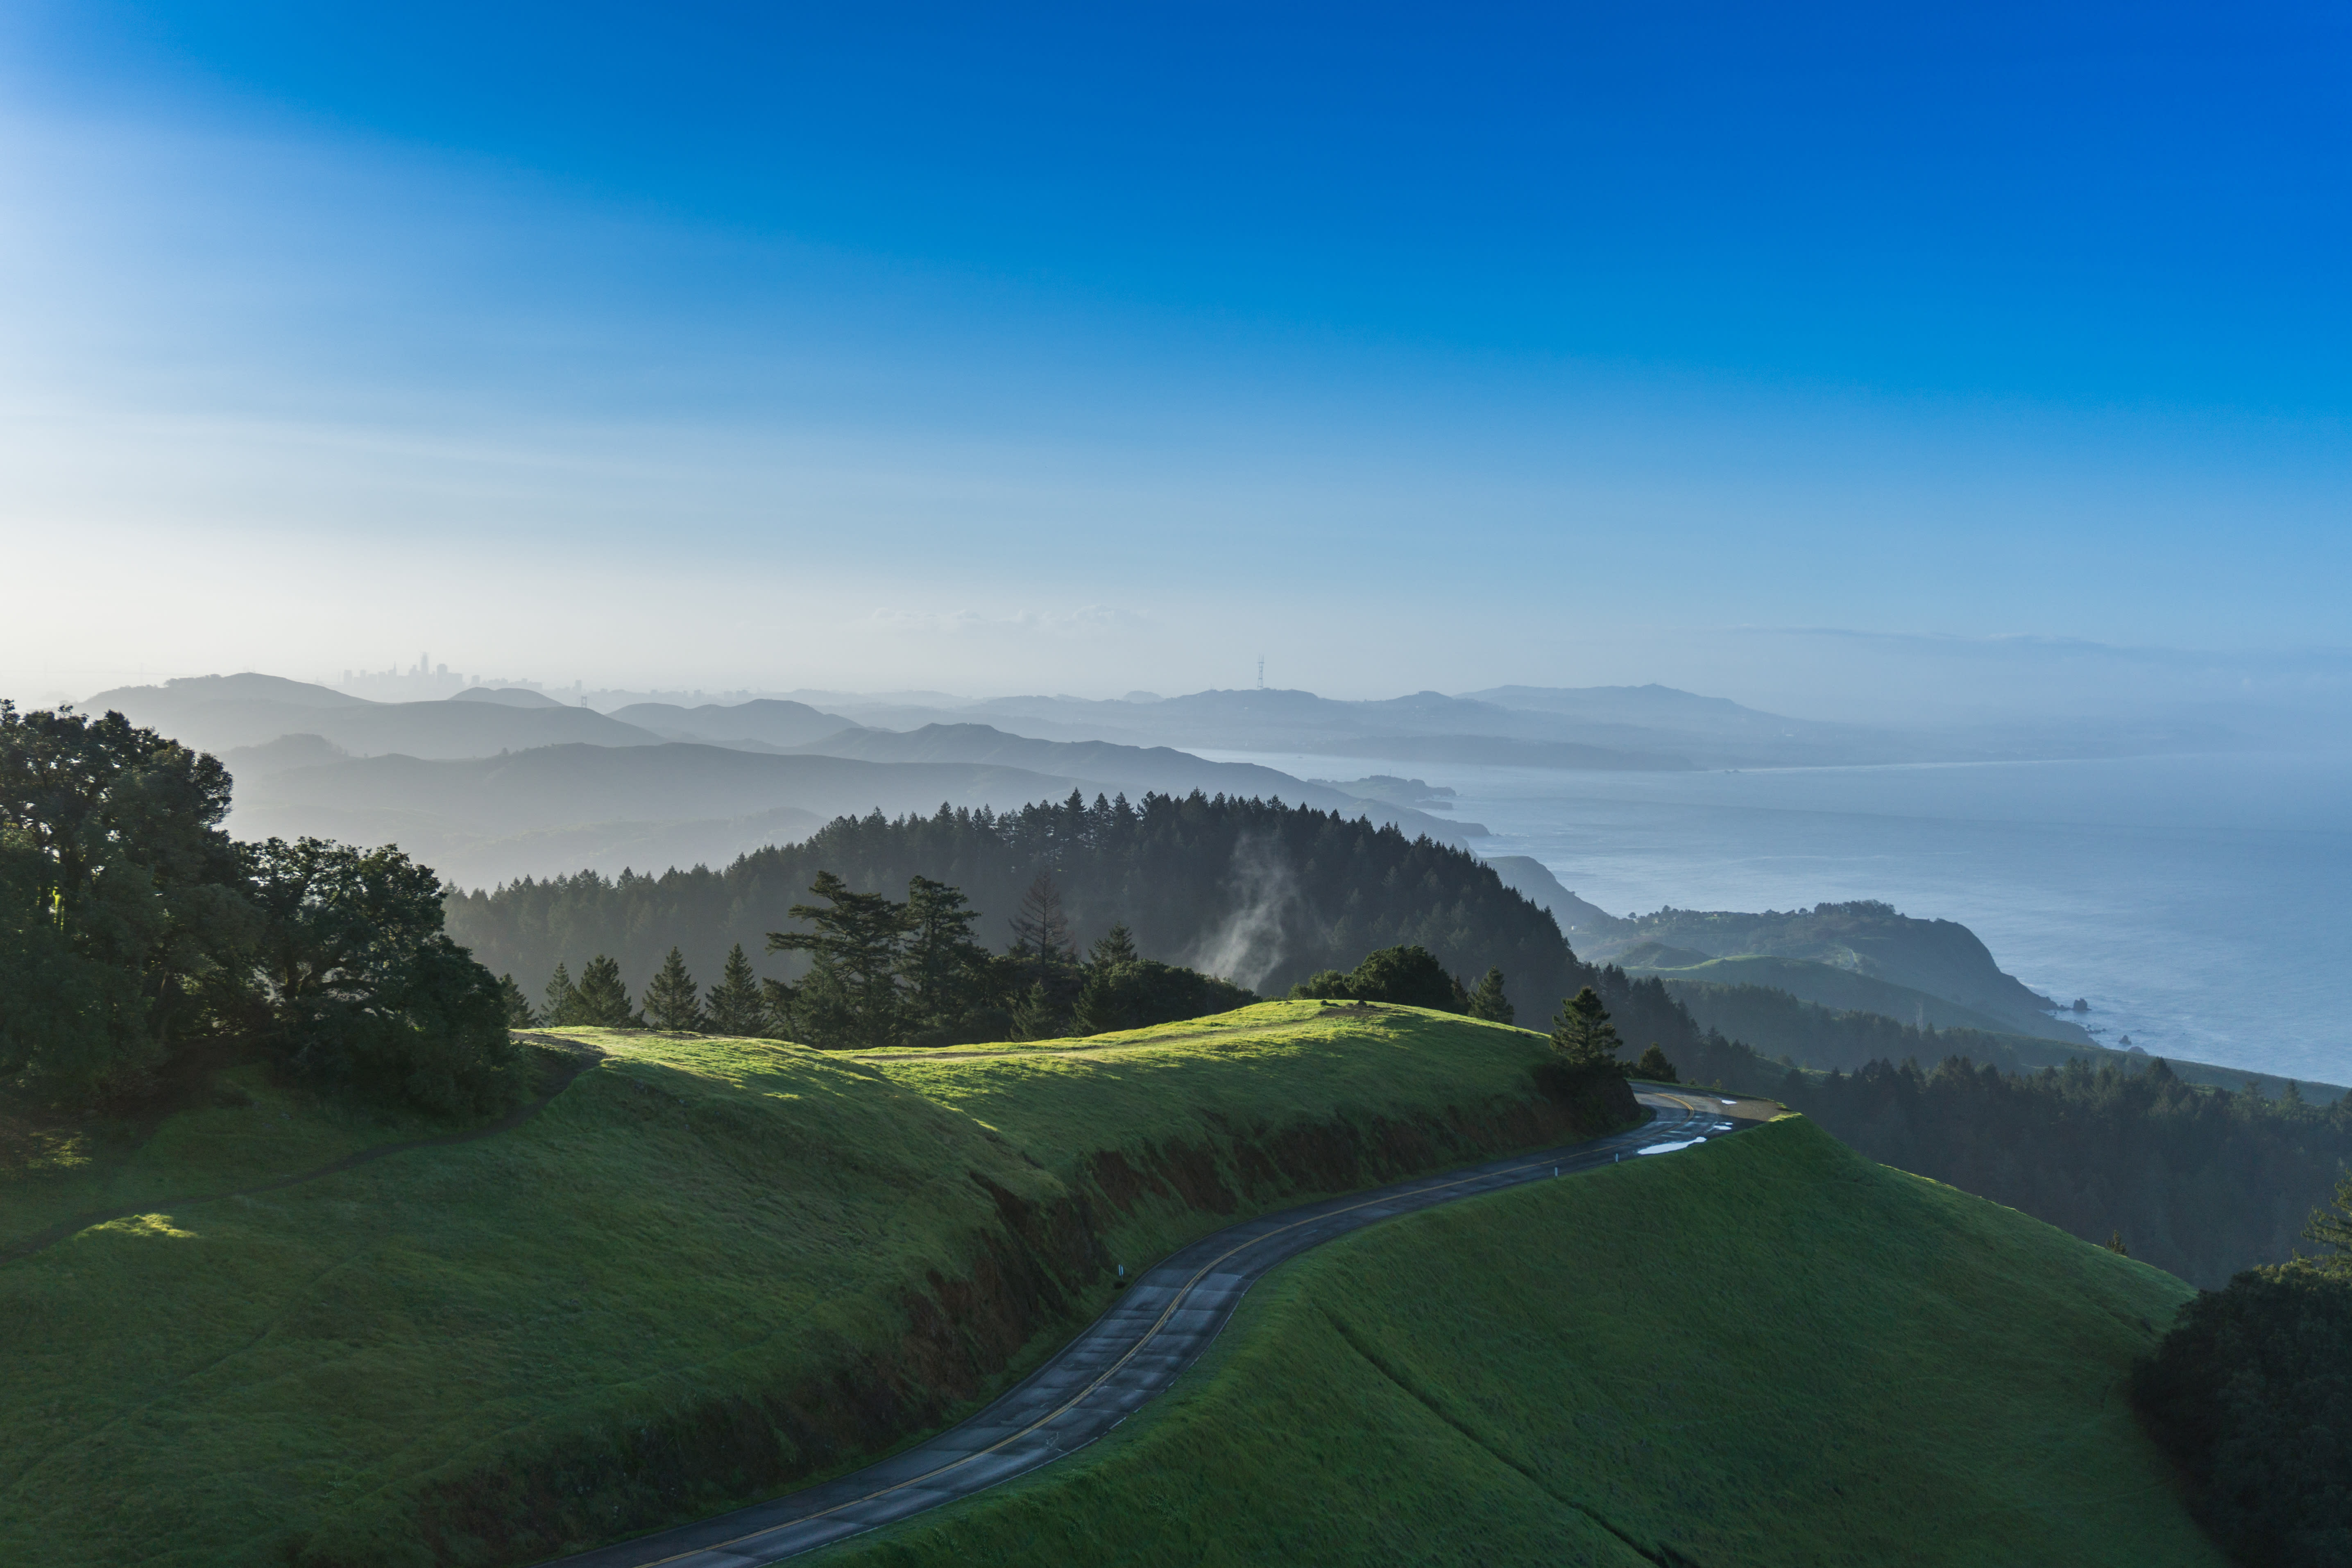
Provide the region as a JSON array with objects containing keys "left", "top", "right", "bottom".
[{"left": 542, "top": 1090, "right": 1759, "bottom": 1568}]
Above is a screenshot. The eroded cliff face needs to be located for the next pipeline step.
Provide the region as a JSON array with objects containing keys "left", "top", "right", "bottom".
[{"left": 395, "top": 1069, "right": 1635, "bottom": 1568}]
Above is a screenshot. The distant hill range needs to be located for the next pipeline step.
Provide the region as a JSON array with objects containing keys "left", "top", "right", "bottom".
[
  {"left": 87, "top": 674, "right": 675, "bottom": 759},
  {"left": 76, "top": 675, "right": 1475, "bottom": 887},
  {"left": 1480, "top": 855, "right": 1622, "bottom": 935},
  {"left": 768, "top": 684, "right": 1860, "bottom": 769},
  {"left": 1578, "top": 900, "right": 2091, "bottom": 1043},
  {"left": 747, "top": 682, "right": 2202, "bottom": 770},
  {"left": 1481, "top": 859, "right": 2099, "bottom": 1048},
  {"left": 69, "top": 671, "right": 2245, "bottom": 893}
]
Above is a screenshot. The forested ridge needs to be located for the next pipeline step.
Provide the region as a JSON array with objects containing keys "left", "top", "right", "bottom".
[{"left": 446, "top": 791, "right": 1586, "bottom": 1022}]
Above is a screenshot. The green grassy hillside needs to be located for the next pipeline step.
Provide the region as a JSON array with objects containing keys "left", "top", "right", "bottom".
[
  {"left": 0, "top": 1002, "right": 1627, "bottom": 1568},
  {"left": 818, "top": 1116, "right": 2218, "bottom": 1568}
]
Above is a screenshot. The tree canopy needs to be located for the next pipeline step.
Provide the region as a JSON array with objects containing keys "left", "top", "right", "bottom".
[
  {"left": 1290, "top": 945, "right": 1470, "bottom": 1012},
  {"left": 1550, "top": 986, "right": 1624, "bottom": 1067},
  {"left": 1, "top": 704, "right": 517, "bottom": 1115}
]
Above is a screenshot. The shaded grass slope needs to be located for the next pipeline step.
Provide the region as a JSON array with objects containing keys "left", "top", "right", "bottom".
[
  {"left": 819, "top": 1116, "right": 2219, "bottom": 1568},
  {"left": 0, "top": 1002, "right": 1629, "bottom": 1568}
]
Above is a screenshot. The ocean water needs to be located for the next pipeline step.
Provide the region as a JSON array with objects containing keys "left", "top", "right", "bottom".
[{"left": 1205, "top": 749, "right": 2352, "bottom": 1086}]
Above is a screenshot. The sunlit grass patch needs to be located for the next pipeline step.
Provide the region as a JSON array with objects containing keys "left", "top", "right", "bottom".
[{"left": 0, "top": 1004, "right": 1596, "bottom": 1568}]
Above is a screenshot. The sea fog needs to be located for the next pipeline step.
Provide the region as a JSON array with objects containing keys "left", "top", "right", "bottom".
[{"left": 1204, "top": 748, "right": 2352, "bottom": 1088}]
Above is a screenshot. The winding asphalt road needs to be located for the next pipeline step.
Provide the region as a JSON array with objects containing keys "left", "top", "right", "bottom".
[{"left": 543, "top": 1089, "right": 1761, "bottom": 1568}]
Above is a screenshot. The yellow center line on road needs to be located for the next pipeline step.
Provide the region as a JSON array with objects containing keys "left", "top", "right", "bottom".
[{"left": 623, "top": 1093, "right": 1708, "bottom": 1568}]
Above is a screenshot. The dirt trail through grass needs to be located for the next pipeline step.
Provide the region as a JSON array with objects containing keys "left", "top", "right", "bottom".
[{"left": 0, "top": 1039, "right": 605, "bottom": 1264}]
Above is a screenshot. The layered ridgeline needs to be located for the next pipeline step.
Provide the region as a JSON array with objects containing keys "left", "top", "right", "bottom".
[
  {"left": 817, "top": 1117, "right": 2216, "bottom": 1568},
  {"left": 0, "top": 1006, "right": 1635, "bottom": 1568}
]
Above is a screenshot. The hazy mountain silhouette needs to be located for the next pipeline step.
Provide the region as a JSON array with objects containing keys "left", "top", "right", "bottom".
[
  {"left": 86, "top": 675, "right": 663, "bottom": 759},
  {"left": 783, "top": 723, "right": 1485, "bottom": 830},
  {"left": 786, "top": 684, "right": 1912, "bottom": 767},
  {"left": 607, "top": 699, "right": 862, "bottom": 748},
  {"left": 451, "top": 686, "right": 571, "bottom": 709}
]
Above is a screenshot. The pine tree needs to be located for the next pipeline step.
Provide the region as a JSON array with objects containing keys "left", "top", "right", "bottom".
[
  {"left": 1088, "top": 922, "right": 1140, "bottom": 968},
  {"left": 761, "top": 977, "right": 800, "bottom": 1041},
  {"left": 1467, "top": 966, "right": 1514, "bottom": 1023},
  {"left": 1632, "top": 1043, "right": 1678, "bottom": 1082},
  {"left": 704, "top": 943, "right": 770, "bottom": 1036},
  {"left": 1006, "top": 870, "right": 1079, "bottom": 1037},
  {"left": 572, "top": 954, "right": 641, "bottom": 1027},
  {"left": 1009, "top": 871, "right": 1074, "bottom": 964},
  {"left": 497, "top": 973, "right": 537, "bottom": 1028},
  {"left": 2304, "top": 1172, "right": 2352, "bottom": 1272},
  {"left": 2106, "top": 1230, "right": 2130, "bottom": 1256},
  {"left": 766, "top": 871, "right": 908, "bottom": 1048},
  {"left": 1550, "top": 986, "right": 1622, "bottom": 1067},
  {"left": 641, "top": 946, "right": 704, "bottom": 1032},
  {"left": 899, "top": 876, "right": 993, "bottom": 1031},
  {"left": 543, "top": 961, "right": 580, "bottom": 1025}
]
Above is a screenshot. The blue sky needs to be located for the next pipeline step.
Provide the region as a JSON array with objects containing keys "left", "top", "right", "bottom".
[{"left": 3, "top": 2, "right": 2347, "bottom": 714}]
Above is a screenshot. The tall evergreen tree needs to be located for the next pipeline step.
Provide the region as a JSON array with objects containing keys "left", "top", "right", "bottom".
[
  {"left": 766, "top": 871, "right": 907, "bottom": 1048},
  {"left": 898, "top": 876, "right": 994, "bottom": 1033},
  {"left": 1006, "top": 870, "right": 1079, "bottom": 1038},
  {"left": 542, "top": 961, "right": 579, "bottom": 1024},
  {"left": 571, "top": 954, "right": 640, "bottom": 1027},
  {"left": 497, "top": 973, "right": 537, "bottom": 1028},
  {"left": 641, "top": 946, "right": 704, "bottom": 1032},
  {"left": 1008, "top": 870, "right": 1074, "bottom": 965},
  {"left": 1551, "top": 986, "right": 1623, "bottom": 1066},
  {"left": 703, "top": 943, "right": 770, "bottom": 1036},
  {"left": 1468, "top": 966, "right": 1514, "bottom": 1023},
  {"left": 2305, "top": 1173, "right": 2352, "bottom": 1271},
  {"left": 1088, "top": 922, "right": 1140, "bottom": 968},
  {"left": 1631, "top": 1043, "right": 1678, "bottom": 1082}
]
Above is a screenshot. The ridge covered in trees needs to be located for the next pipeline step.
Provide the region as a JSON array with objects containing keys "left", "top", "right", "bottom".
[
  {"left": 523, "top": 870, "right": 1256, "bottom": 1047},
  {"left": 446, "top": 791, "right": 1586, "bottom": 1019}
]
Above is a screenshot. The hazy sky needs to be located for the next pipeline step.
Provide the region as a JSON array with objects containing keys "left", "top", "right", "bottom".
[{"left": 4, "top": 2, "right": 2347, "bottom": 717}]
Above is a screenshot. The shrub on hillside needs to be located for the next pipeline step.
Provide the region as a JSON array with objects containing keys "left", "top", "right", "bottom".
[
  {"left": 1291, "top": 944, "right": 1468, "bottom": 1012},
  {"left": 1074, "top": 958, "right": 1255, "bottom": 1035},
  {"left": 2132, "top": 1263, "right": 2352, "bottom": 1566}
]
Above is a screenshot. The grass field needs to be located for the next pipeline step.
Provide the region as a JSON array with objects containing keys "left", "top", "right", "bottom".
[
  {"left": 815, "top": 1115, "right": 2220, "bottom": 1568},
  {"left": 0, "top": 1002, "right": 1616, "bottom": 1568}
]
